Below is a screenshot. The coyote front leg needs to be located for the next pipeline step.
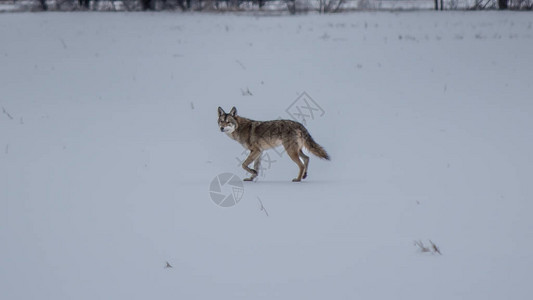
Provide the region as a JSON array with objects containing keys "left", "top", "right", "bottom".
[
  {"left": 253, "top": 155, "right": 262, "bottom": 175},
  {"left": 242, "top": 149, "right": 262, "bottom": 181}
]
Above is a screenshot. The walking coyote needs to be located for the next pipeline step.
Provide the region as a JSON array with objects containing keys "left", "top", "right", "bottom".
[{"left": 218, "top": 106, "right": 330, "bottom": 182}]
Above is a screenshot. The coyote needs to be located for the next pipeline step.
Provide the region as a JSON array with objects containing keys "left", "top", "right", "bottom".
[{"left": 218, "top": 106, "right": 330, "bottom": 182}]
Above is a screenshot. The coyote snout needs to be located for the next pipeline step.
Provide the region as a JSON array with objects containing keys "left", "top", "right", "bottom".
[{"left": 217, "top": 106, "right": 330, "bottom": 182}]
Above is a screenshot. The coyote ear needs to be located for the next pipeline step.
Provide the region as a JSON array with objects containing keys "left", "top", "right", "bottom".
[
  {"left": 218, "top": 107, "right": 225, "bottom": 117},
  {"left": 229, "top": 107, "right": 237, "bottom": 116}
]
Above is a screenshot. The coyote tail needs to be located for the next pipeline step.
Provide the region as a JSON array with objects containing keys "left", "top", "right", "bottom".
[{"left": 303, "top": 131, "right": 330, "bottom": 160}]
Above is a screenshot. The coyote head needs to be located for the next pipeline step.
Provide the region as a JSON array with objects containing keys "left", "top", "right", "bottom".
[{"left": 217, "top": 106, "right": 238, "bottom": 134}]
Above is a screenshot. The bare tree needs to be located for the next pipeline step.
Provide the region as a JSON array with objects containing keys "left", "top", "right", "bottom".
[
  {"left": 316, "top": 0, "right": 344, "bottom": 12},
  {"left": 40, "top": 0, "right": 48, "bottom": 10},
  {"left": 140, "top": 0, "right": 155, "bottom": 10},
  {"left": 79, "top": 0, "right": 90, "bottom": 9}
]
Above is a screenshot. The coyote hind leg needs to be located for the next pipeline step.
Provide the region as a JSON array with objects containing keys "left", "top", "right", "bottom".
[
  {"left": 299, "top": 150, "right": 309, "bottom": 179},
  {"left": 287, "top": 148, "right": 305, "bottom": 182}
]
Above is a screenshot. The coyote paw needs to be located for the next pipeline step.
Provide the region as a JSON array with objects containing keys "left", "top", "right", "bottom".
[
  {"left": 243, "top": 170, "right": 257, "bottom": 181},
  {"left": 302, "top": 172, "right": 307, "bottom": 179},
  {"left": 292, "top": 178, "right": 301, "bottom": 182}
]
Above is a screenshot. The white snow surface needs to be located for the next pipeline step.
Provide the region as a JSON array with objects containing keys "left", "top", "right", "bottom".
[{"left": 1, "top": 11, "right": 532, "bottom": 300}]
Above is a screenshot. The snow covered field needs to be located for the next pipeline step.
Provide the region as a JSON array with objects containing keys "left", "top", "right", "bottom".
[{"left": 1, "top": 11, "right": 532, "bottom": 299}]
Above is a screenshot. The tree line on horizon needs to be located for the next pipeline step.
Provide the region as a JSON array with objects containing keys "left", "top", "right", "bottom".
[{"left": 7, "top": 0, "right": 532, "bottom": 13}]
